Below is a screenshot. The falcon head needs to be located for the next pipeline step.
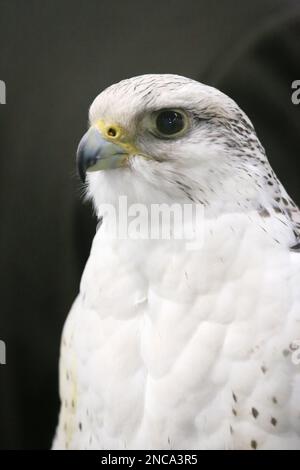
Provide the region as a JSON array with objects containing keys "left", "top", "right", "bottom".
[{"left": 77, "top": 74, "right": 279, "bottom": 216}]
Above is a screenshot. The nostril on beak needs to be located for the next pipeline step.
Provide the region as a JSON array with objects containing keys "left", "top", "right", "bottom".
[{"left": 107, "top": 127, "right": 117, "bottom": 137}]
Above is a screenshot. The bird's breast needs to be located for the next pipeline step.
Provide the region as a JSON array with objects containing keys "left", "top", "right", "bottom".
[{"left": 54, "top": 215, "right": 300, "bottom": 449}]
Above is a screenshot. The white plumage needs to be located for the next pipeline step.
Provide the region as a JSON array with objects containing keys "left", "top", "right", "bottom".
[{"left": 53, "top": 75, "right": 300, "bottom": 450}]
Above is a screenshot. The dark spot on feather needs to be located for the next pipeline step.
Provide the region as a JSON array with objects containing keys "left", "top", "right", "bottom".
[
  {"left": 252, "top": 407, "right": 259, "bottom": 419},
  {"left": 273, "top": 206, "right": 283, "bottom": 214},
  {"left": 261, "top": 365, "right": 267, "bottom": 374},
  {"left": 271, "top": 417, "right": 277, "bottom": 426},
  {"left": 232, "top": 392, "right": 237, "bottom": 403},
  {"left": 251, "top": 440, "right": 257, "bottom": 450},
  {"left": 259, "top": 208, "right": 270, "bottom": 218},
  {"left": 232, "top": 408, "right": 237, "bottom": 416},
  {"left": 290, "top": 242, "right": 300, "bottom": 252}
]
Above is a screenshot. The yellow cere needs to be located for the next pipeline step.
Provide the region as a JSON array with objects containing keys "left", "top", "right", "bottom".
[{"left": 95, "top": 119, "right": 141, "bottom": 156}]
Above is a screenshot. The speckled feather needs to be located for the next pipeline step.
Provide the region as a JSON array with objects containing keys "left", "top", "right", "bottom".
[{"left": 53, "top": 75, "right": 300, "bottom": 450}]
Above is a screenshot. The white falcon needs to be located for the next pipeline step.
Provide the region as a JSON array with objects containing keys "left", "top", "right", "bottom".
[{"left": 53, "top": 74, "right": 300, "bottom": 450}]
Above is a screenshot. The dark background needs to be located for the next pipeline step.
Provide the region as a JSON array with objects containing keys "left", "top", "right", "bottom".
[{"left": 0, "top": 0, "right": 299, "bottom": 449}]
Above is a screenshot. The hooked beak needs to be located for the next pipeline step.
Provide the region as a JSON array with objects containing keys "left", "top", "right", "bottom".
[{"left": 76, "top": 127, "right": 128, "bottom": 182}]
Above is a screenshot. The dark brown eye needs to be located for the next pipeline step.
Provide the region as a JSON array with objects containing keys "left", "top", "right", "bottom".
[{"left": 156, "top": 110, "right": 185, "bottom": 136}]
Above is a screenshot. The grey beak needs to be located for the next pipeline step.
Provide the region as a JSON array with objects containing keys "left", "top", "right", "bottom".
[{"left": 76, "top": 127, "right": 127, "bottom": 182}]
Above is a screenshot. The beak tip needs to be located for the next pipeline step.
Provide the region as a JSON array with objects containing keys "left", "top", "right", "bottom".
[{"left": 76, "top": 147, "right": 86, "bottom": 183}]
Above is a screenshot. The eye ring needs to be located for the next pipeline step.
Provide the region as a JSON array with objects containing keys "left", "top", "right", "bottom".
[{"left": 153, "top": 109, "right": 188, "bottom": 138}]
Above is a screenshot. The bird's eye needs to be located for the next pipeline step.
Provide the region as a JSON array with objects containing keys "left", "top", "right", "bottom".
[{"left": 155, "top": 110, "right": 186, "bottom": 137}]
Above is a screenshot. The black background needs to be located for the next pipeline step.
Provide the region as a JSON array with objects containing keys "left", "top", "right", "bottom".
[{"left": 0, "top": 0, "right": 299, "bottom": 449}]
